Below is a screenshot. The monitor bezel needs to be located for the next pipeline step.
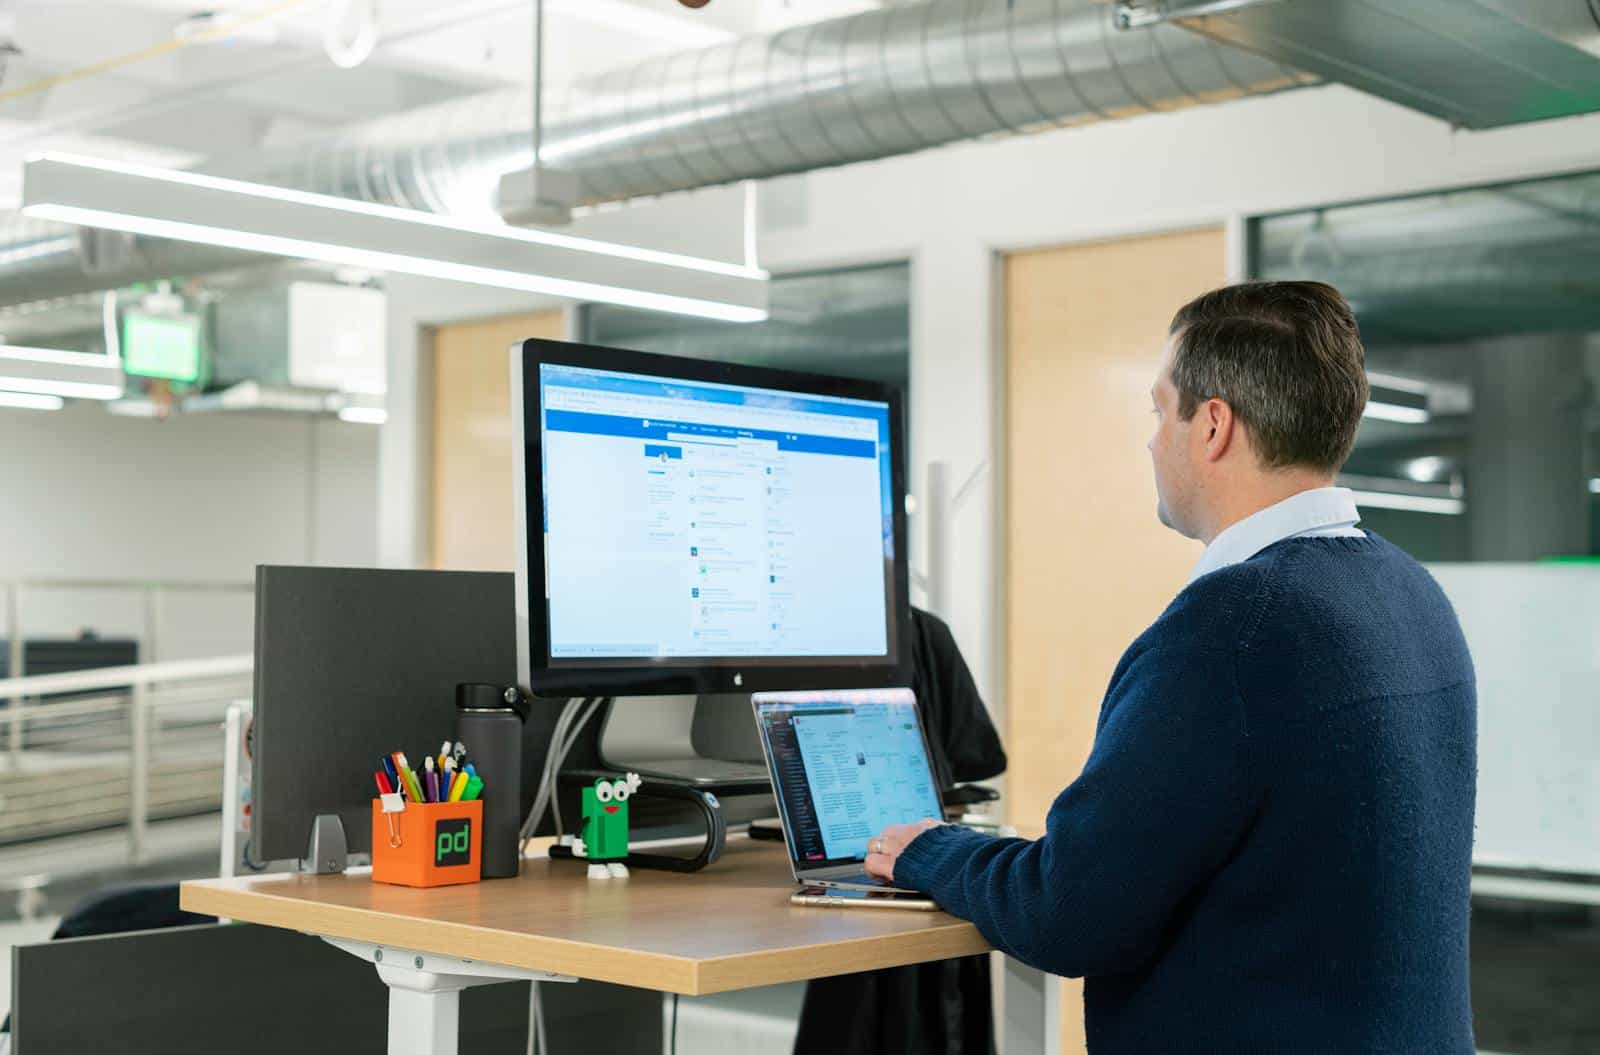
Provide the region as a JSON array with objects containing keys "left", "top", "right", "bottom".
[{"left": 513, "top": 336, "right": 912, "bottom": 698}]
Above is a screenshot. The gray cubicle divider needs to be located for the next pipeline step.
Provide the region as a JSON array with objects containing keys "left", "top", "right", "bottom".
[
  {"left": 11, "top": 922, "right": 661, "bottom": 1053},
  {"left": 252, "top": 566, "right": 564, "bottom": 864}
]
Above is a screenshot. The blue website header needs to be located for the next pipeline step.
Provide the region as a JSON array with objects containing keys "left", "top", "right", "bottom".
[{"left": 545, "top": 409, "right": 878, "bottom": 459}]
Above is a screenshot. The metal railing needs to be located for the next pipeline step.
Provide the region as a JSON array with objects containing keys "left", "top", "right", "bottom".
[
  {"left": 0, "top": 655, "right": 252, "bottom": 864},
  {"left": 2, "top": 577, "right": 254, "bottom": 678}
]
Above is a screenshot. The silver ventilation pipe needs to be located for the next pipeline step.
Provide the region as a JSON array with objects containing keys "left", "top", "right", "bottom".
[
  {"left": 0, "top": 0, "right": 1315, "bottom": 306},
  {"left": 265, "top": 0, "right": 1313, "bottom": 212}
]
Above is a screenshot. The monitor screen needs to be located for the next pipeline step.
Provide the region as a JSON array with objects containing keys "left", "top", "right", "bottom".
[
  {"left": 754, "top": 690, "right": 943, "bottom": 866},
  {"left": 514, "top": 340, "right": 909, "bottom": 696}
]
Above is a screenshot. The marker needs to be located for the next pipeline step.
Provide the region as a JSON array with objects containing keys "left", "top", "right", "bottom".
[
  {"left": 374, "top": 771, "right": 393, "bottom": 797},
  {"left": 464, "top": 763, "right": 478, "bottom": 779},
  {"left": 462, "top": 775, "right": 484, "bottom": 802},
  {"left": 395, "top": 752, "right": 424, "bottom": 803},
  {"left": 438, "top": 740, "right": 452, "bottom": 772},
  {"left": 381, "top": 756, "right": 400, "bottom": 790},
  {"left": 424, "top": 756, "right": 438, "bottom": 802},
  {"left": 448, "top": 771, "right": 468, "bottom": 802}
]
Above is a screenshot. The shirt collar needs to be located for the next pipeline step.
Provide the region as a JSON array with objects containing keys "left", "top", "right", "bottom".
[{"left": 1188, "top": 487, "right": 1362, "bottom": 584}]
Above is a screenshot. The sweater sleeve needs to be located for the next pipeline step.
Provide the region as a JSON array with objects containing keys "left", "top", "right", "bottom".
[{"left": 894, "top": 643, "right": 1255, "bottom": 978}]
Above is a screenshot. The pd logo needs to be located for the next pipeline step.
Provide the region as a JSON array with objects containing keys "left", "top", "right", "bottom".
[{"left": 434, "top": 817, "right": 473, "bottom": 866}]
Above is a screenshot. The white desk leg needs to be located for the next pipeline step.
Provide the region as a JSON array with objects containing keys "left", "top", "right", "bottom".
[
  {"left": 380, "top": 965, "right": 465, "bottom": 1055},
  {"left": 323, "top": 937, "right": 577, "bottom": 1055},
  {"left": 1001, "top": 957, "right": 1059, "bottom": 1055}
]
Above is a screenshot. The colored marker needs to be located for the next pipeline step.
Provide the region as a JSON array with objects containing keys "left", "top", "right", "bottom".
[
  {"left": 395, "top": 752, "right": 424, "bottom": 803},
  {"left": 448, "top": 771, "right": 468, "bottom": 802},
  {"left": 462, "top": 775, "right": 484, "bottom": 802},
  {"left": 374, "top": 771, "right": 392, "bottom": 797}
]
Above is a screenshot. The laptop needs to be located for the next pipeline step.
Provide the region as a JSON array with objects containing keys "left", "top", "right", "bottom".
[{"left": 752, "top": 687, "right": 945, "bottom": 894}]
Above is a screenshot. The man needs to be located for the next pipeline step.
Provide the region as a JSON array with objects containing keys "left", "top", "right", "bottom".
[{"left": 866, "top": 282, "right": 1477, "bottom": 1053}]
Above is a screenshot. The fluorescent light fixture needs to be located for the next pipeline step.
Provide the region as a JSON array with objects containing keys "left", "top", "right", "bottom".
[
  {"left": 0, "top": 344, "right": 124, "bottom": 401},
  {"left": 1350, "top": 490, "right": 1465, "bottom": 516},
  {"left": 338, "top": 406, "right": 388, "bottom": 425},
  {"left": 1365, "top": 372, "right": 1431, "bottom": 425},
  {"left": 1589, "top": 477, "right": 1600, "bottom": 495},
  {"left": 22, "top": 153, "right": 768, "bottom": 323},
  {"left": 1364, "top": 402, "right": 1430, "bottom": 424},
  {"left": 105, "top": 397, "right": 162, "bottom": 419},
  {"left": 0, "top": 390, "right": 65, "bottom": 411},
  {"left": 1404, "top": 455, "right": 1448, "bottom": 483}
]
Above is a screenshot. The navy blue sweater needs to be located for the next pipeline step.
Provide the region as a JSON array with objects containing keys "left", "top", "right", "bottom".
[{"left": 896, "top": 534, "right": 1477, "bottom": 1054}]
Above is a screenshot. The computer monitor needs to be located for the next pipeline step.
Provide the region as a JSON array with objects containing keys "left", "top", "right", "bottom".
[{"left": 512, "top": 338, "right": 910, "bottom": 697}]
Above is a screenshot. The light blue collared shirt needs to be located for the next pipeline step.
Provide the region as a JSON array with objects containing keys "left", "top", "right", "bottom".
[{"left": 1188, "top": 486, "right": 1364, "bottom": 584}]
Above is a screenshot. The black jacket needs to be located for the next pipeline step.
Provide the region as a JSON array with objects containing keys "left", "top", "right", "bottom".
[{"left": 793, "top": 607, "right": 1006, "bottom": 1055}]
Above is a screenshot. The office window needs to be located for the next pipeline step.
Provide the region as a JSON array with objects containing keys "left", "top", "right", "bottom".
[{"left": 1253, "top": 170, "right": 1600, "bottom": 1054}]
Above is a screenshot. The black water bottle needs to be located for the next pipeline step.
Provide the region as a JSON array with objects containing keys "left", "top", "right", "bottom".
[{"left": 455, "top": 683, "right": 528, "bottom": 879}]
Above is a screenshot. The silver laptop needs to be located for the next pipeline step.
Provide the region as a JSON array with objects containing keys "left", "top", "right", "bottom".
[{"left": 752, "top": 687, "right": 945, "bottom": 894}]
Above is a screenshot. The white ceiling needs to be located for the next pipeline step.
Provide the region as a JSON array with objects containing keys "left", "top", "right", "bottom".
[{"left": 0, "top": 0, "right": 883, "bottom": 206}]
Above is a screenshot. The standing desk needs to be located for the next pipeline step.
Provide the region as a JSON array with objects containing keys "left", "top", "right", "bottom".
[{"left": 181, "top": 836, "right": 1057, "bottom": 1055}]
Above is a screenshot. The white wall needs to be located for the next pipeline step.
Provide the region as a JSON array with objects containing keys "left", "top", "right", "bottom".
[
  {"left": 1, "top": 403, "right": 378, "bottom": 661},
  {"left": 377, "top": 82, "right": 1600, "bottom": 730}
]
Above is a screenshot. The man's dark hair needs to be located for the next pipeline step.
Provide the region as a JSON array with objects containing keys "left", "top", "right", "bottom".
[{"left": 1168, "top": 281, "right": 1369, "bottom": 472}]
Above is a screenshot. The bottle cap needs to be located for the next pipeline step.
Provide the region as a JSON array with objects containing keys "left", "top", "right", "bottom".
[{"left": 455, "top": 682, "right": 530, "bottom": 722}]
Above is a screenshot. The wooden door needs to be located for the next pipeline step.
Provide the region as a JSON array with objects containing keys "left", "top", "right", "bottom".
[
  {"left": 430, "top": 310, "right": 565, "bottom": 571},
  {"left": 1004, "top": 227, "right": 1225, "bottom": 1053}
]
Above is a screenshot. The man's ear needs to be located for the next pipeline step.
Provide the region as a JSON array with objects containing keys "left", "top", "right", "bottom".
[{"left": 1200, "top": 398, "right": 1236, "bottom": 463}]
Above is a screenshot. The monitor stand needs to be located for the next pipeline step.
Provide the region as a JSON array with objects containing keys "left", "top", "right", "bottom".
[
  {"left": 605, "top": 692, "right": 769, "bottom": 786},
  {"left": 550, "top": 695, "right": 771, "bottom": 873}
]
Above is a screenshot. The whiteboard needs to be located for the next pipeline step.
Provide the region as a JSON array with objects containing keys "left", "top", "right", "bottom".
[{"left": 1427, "top": 563, "right": 1600, "bottom": 876}]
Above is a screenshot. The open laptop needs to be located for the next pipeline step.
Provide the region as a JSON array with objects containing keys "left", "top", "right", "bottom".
[{"left": 752, "top": 687, "right": 945, "bottom": 894}]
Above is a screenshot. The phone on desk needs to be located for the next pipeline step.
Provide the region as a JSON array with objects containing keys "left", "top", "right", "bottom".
[{"left": 790, "top": 886, "right": 939, "bottom": 911}]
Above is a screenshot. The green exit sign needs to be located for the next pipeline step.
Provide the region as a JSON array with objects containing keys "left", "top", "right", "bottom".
[{"left": 123, "top": 312, "right": 203, "bottom": 384}]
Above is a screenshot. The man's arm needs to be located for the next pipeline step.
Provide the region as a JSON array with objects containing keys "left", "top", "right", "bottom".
[{"left": 893, "top": 643, "right": 1256, "bottom": 978}]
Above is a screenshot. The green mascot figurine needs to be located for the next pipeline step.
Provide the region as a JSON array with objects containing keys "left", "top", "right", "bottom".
[{"left": 577, "top": 772, "right": 641, "bottom": 879}]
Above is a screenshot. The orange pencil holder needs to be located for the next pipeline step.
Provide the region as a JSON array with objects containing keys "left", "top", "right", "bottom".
[{"left": 371, "top": 796, "right": 483, "bottom": 888}]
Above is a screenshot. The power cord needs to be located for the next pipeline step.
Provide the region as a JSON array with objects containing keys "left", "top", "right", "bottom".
[
  {"left": 519, "top": 695, "right": 609, "bottom": 853},
  {"left": 671, "top": 993, "right": 680, "bottom": 1055}
]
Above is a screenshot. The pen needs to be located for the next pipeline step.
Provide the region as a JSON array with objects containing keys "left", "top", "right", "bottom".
[
  {"left": 438, "top": 740, "right": 452, "bottom": 773},
  {"left": 424, "top": 756, "right": 438, "bottom": 803},
  {"left": 381, "top": 756, "right": 400, "bottom": 790},
  {"left": 374, "top": 771, "right": 392, "bottom": 797}
]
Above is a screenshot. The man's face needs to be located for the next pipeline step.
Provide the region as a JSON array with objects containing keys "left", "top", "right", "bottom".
[{"left": 1148, "top": 338, "right": 1201, "bottom": 539}]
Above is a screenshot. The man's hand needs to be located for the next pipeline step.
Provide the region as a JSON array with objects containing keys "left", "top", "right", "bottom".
[{"left": 864, "top": 818, "right": 943, "bottom": 883}]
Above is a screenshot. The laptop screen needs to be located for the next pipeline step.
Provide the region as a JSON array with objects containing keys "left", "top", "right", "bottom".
[{"left": 753, "top": 688, "right": 944, "bottom": 868}]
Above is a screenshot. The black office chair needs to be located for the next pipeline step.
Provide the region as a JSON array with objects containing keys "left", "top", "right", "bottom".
[{"left": 1, "top": 882, "right": 215, "bottom": 1037}]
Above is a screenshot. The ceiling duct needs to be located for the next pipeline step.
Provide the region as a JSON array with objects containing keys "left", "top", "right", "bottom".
[
  {"left": 261, "top": 0, "right": 1312, "bottom": 214},
  {"left": 1126, "top": 0, "right": 1600, "bottom": 130},
  {"left": 0, "top": 0, "right": 1315, "bottom": 306}
]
